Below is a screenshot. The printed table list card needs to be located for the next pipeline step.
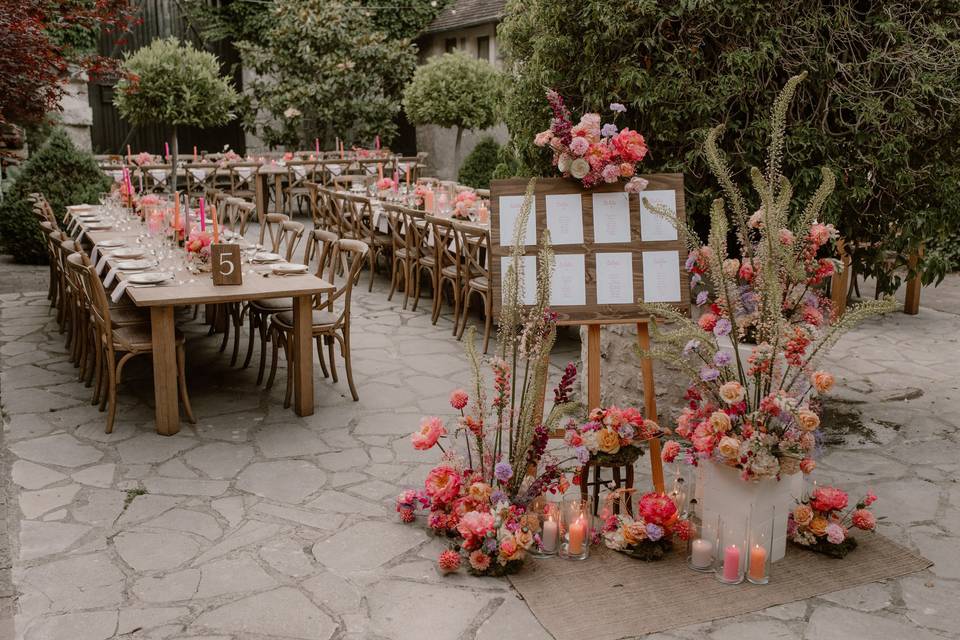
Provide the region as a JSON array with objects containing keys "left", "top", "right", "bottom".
[
  {"left": 638, "top": 190, "right": 679, "bottom": 241},
  {"left": 550, "top": 254, "right": 587, "bottom": 306},
  {"left": 501, "top": 255, "right": 538, "bottom": 305},
  {"left": 642, "top": 250, "right": 682, "bottom": 302},
  {"left": 545, "top": 194, "right": 584, "bottom": 245},
  {"left": 498, "top": 195, "right": 537, "bottom": 247},
  {"left": 595, "top": 252, "right": 634, "bottom": 305},
  {"left": 592, "top": 192, "right": 632, "bottom": 244}
]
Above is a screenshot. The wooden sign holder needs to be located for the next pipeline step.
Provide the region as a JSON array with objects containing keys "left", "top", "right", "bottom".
[{"left": 211, "top": 243, "right": 243, "bottom": 286}]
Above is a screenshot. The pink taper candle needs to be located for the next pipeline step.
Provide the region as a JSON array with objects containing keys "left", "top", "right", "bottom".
[
  {"left": 315, "top": 138, "right": 320, "bottom": 154},
  {"left": 199, "top": 197, "right": 206, "bottom": 232},
  {"left": 165, "top": 142, "right": 170, "bottom": 161}
]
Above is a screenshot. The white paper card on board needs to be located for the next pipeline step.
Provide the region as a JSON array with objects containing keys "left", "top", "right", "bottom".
[
  {"left": 642, "top": 250, "right": 682, "bottom": 302},
  {"left": 499, "top": 196, "right": 537, "bottom": 247},
  {"left": 639, "top": 190, "right": 678, "bottom": 241},
  {"left": 550, "top": 254, "right": 586, "bottom": 306},
  {"left": 545, "top": 194, "right": 584, "bottom": 245},
  {"left": 595, "top": 252, "right": 634, "bottom": 304},
  {"left": 592, "top": 192, "right": 632, "bottom": 243},
  {"left": 501, "top": 255, "right": 537, "bottom": 305}
]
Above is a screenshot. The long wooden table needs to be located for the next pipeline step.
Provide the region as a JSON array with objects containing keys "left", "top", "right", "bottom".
[{"left": 79, "top": 218, "right": 334, "bottom": 436}]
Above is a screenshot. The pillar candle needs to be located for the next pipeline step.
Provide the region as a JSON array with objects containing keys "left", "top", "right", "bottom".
[
  {"left": 423, "top": 189, "right": 434, "bottom": 213},
  {"left": 375, "top": 135, "right": 380, "bottom": 150},
  {"left": 211, "top": 204, "right": 219, "bottom": 244},
  {"left": 405, "top": 165, "right": 411, "bottom": 189},
  {"left": 748, "top": 544, "right": 767, "bottom": 581},
  {"left": 722, "top": 544, "right": 741, "bottom": 581},
  {"left": 690, "top": 538, "right": 713, "bottom": 568},
  {"left": 567, "top": 516, "right": 586, "bottom": 555},
  {"left": 339, "top": 140, "right": 345, "bottom": 159},
  {"left": 199, "top": 197, "right": 206, "bottom": 232},
  {"left": 541, "top": 516, "right": 558, "bottom": 553}
]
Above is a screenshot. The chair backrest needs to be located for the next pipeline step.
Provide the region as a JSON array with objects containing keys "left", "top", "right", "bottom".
[
  {"left": 425, "top": 214, "right": 458, "bottom": 271},
  {"left": 278, "top": 220, "right": 304, "bottom": 261},
  {"left": 380, "top": 203, "right": 409, "bottom": 254},
  {"left": 451, "top": 221, "right": 490, "bottom": 282},
  {"left": 286, "top": 160, "right": 318, "bottom": 190},
  {"left": 184, "top": 163, "right": 220, "bottom": 200},
  {"left": 228, "top": 162, "right": 259, "bottom": 195},
  {"left": 342, "top": 193, "right": 375, "bottom": 240},
  {"left": 308, "top": 183, "right": 328, "bottom": 230},
  {"left": 140, "top": 164, "right": 173, "bottom": 193},
  {"left": 304, "top": 228, "right": 338, "bottom": 277},
  {"left": 320, "top": 239, "right": 369, "bottom": 325},
  {"left": 259, "top": 212, "right": 289, "bottom": 249},
  {"left": 222, "top": 197, "right": 253, "bottom": 235},
  {"left": 329, "top": 191, "right": 355, "bottom": 238},
  {"left": 70, "top": 251, "right": 114, "bottom": 351},
  {"left": 403, "top": 208, "right": 430, "bottom": 257}
]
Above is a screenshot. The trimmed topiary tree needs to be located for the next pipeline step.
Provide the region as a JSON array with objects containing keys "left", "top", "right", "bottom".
[
  {"left": 0, "top": 129, "right": 109, "bottom": 263},
  {"left": 113, "top": 37, "right": 238, "bottom": 191},
  {"left": 458, "top": 136, "right": 501, "bottom": 189},
  {"left": 403, "top": 52, "right": 501, "bottom": 173}
]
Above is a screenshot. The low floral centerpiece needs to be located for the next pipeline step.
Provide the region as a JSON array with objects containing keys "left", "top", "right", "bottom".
[
  {"left": 601, "top": 489, "right": 692, "bottom": 561},
  {"left": 564, "top": 405, "right": 662, "bottom": 467},
  {"left": 534, "top": 90, "right": 649, "bottom": 192},
  {"left": 397, "top": 180, "right": 584, "bottom": 576},
  {"left": 789, "top": 486, "right": 879, "bottom": 558},
  {"left": 375, "top": 177, "right": 396, "bottom": 194},
  {"left": 185, "top": 228, "right": 212, "bottom": 269},
  {"left": 451, "top": 190, "right": 479, "bottom": 220}
]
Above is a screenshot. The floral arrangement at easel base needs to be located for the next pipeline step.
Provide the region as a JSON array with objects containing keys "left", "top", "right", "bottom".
[
  {"left": 534, "top": 91, "right": 649, "bottom": 191},
  {"left": 601, "top": 489, "right": 692, "bottom": 561},
  {"left": 396, "top": 179, "right": 585, "bottom": 576},
  {"left": 564, "top": 405, "right": 662, "bottom": 467},
  {"left": 639, "top": 73, "right": 896, "bottom": 482},
  {"left": 789, "top": 486, "right": 879, "bottom": 559}
]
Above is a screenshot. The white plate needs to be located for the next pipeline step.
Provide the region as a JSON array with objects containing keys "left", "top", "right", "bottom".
[
  {"left": 98, "top": 239, "right": 125, "bottom": 248},
  {"left": 126, "top": 271, "right": 172, "bottom": 285},
  {"left": 112, "top": 248, "right": 145, "bottom": 259},
  {"left": 253, "top": 252, "right": 282, "bottom": 263},
  {"left": 86, "top": 223, "right": 113, "bottom": 230},
  {"left": 117, "top": 259, "right": 154, "bottom": 271},
  {"left": 272, "top": 263, "right": 308, "bottom": 275}
]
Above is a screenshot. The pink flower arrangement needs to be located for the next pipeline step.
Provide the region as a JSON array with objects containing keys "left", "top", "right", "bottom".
[
  {"left": 565, "top": 406, "right": 661, "bottom": 465},
  {"left": 789, "top": 487, "right": 880, "bottom": 558},
  {"left": 376, "top": 177, "right": 396, "bottom": 192},
  {"left": 185, "top": 229, "right": 212, "bottom": 256},
  {"left": 535, "top": 91, "right": 649, "bottom": 191},
  {"left": 134, "top": 151, "right": 154, "bottom": 166},
  {"left": 601, "top": 490, "right": 691, "bottom": 561}
]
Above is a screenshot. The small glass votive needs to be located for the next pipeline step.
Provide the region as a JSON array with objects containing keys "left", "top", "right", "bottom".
[
  {"left": 527, "top": 496, "right": 560, "bottom": 558},
  {"left": 559, "top": 498, "right": 591, "bottom": 560},
  {"left": 714, "top": 516, "right": 748, "bottom": 585},
  {"left": 688, "top": 511, "right": 719, "bottom": 572},
  {"left": 747, "top": 507, "right": 775, "bottom": 585}
]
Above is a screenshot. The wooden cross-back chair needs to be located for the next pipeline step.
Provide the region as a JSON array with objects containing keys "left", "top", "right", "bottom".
[
  {"left": 395, "top": 156, "right": 420, "bottom": 185},
  {"left": 228, "top": 162, "right": 259, "bottom": 199},
  {"left": 258, "top": 212, "right": 289, "bottom": 250},
  {"left": 184, "top": 163, "right": 220, "bottom": 202},
  {"left": 267, "top": 238, "right": 369, "bottom": 404},
  {"left": 140, "top": 164, "right": 173, "bottom": 193},
  {"left": 381, "top": 203, "right": 414, "bottom": 309},
  {"left": 425, "top": 214, "right": 462, "bottom": 329},
  {"left": 283, "top": 160, "right": 318, "bottom": 215},
  {"left": 341, "top": 193, "right": 390, "bottom": 291},
  {"left": 405, "top": 207, "right": 436, "bottom": 313},
  {"left": 452, "top": 221, "right": 493, "bottom": 353},
  {"left": 222, "top": 197, "right": 254, "bottom": 236}
]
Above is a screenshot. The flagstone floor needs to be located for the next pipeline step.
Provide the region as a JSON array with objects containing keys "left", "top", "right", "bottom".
[{"left": 1, "top": 257, "right": 958, "bottom": 640}]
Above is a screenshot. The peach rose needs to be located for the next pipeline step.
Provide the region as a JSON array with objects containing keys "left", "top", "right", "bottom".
[
  {"left": 622, "top": 521, "right": 647, "bottom": 545},
  {"left": 718, "top": 381, "right": 745, "bottom": 404},
  {"left": 796, "top": 409, "right": 820, "bottom": 432},
  {"left": 717, "top": 436, "right": 741, "bottom": 459},
  {"left": 812, "top": 370, "right": 835, "bottom": 393},
  {"left": 809, "top": 515, "right": 828, "bottom": 536},
  {"left": 468, "top": 482, "right": 492, "bottom": 503},
  {"left": 709, "top": 411, "right": 732, "bottom": 434},
  {"left": 793, "top": 504, "right": 814, "bottom": 526},
  {"left": 514, "top": 528, "right": 534, "bottom": 549},
  {"left": 597, "top": 428, "right": 621, "bottom": 454}
]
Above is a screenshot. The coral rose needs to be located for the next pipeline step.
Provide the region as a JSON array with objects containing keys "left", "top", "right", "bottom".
[
  {"left": 810, "top": 486, "right": 848, "bottom": 513},
  {"left": 457, "top": 510, "right": 495, "bottom": 540},
  {"left": 809, "top": 515, "right": 828, "bottom": 536},
  {"left": 638, "top": 492, "right": 678, "bottom": 526},
  {"left": 619, "top": 162, "right": 635, "bottom": 178},
  {"left": 793, "top": 504, "right": 814, "bottom": 526},
  {"left": 468, "top": 482, "right": 492, "bottom": 503},
  {"left": 709, "top": 410, "right": 732, "bottom": 434},
  {"left": 499, "top": 535, "right": 521, "bottom": 561},
  {"left": 424, "top": 465, "right": 461, "bottom": 505},
  {"left": 469, "top": 549, "right": 491, "bottom": 572},
  {"left": 691, "top": 422, "right": 717, "bottom": 454},
  {"left": 800, "top": 458, "right": 816, "bottom": 474},
  {"left": 661, "top": 440, "right": 681, "bottom": 463},
  {"left": 412, "top": 416, "right": 446, "bottom": 450},
  {"left": 719, "top": 381, "right": 746, "bottom": 404},
  {"left": 597, "top": 428, "right": 622, "bottom": 454},
  {"left": 812, "top": 370, "right": 835, "bottom": 393},
  {"left": 852, "top": 509, "right": 876, "bottom": 531},
  {"left": 717, "top": 436, "right": 741, "bottom": 459},
  {"left": 514, "top": 528, "right": 534, "bottom": 549},
  {"left": 622, "top": 521, "right": 647, "bottom": 545},
  {"left": 438, "top": 549, "right": 461, "bottom": 573},
  {"left": 796, "top": 409, "right": 820, "bottom": 432}
]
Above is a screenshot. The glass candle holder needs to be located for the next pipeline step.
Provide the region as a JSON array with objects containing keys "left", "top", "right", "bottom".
[
  {"left": 747, "top": 506, "right": 775, "bottom": 585},
  {"left": 559, "top": 498, "right": 591, "bottom": 561},
  {"left": 688, "top": 510, "right": 720, "bottom": 572},
  {"left": 528, "top": 497, "right": 561, "bottom": 558},
  {"left": 714, "top": 516, "right": 748, "bottom": 584}
]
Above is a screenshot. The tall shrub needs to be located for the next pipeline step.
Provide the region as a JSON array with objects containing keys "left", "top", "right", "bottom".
[
  {"left": 458, "top": 137, "right": 501, "bottom": 189},
  {"left": 498, "top": 0, "right": 960, "bottom": 293},
  {"left": 0, "top": 129, "right": 109, "bottom": 263}
]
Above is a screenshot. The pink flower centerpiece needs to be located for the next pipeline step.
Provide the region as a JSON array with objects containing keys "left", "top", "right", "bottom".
[
  {"left": 601, "top": 490, "right": 692, "bottom": 561},
  {"left": 565, "top": 405, "right": 662, "bottom": 466},
  {"left": 789, "top": 487, "right": 879, "bottom": 558}
]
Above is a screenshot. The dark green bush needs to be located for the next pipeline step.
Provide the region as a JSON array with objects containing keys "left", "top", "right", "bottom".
[
  {"left": 458, "top": 136, "right": 502, "bottom": 189},
  {"left": 0, "top": 129, "right": 109, "bottom": 263},
  {"left": 499, "top": 0, "right": 960, "bottom": 291}
]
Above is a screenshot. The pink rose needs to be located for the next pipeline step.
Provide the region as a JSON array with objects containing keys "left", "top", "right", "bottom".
[
  {"left": 600, "top": 163, "right": 620, "bottom": 183},
  {"left": 691, "top": 422, "right": 716, "bottom": 454},
  {"left": 852, "top": 509, "right": 876, "bottom": 530},
  {"left": 825, "top": 522, "right": 846, "bottom": 544},
  {"left": 800, "top": 458, "right": 816, "bottom": 474},
  {"left": 457, "top": 510, "right": 495, "bottom": 539},
  {"left": 812, "top": 371, "right": 835, "bottom": 393},
  {"left": 534, "top": 130, "right": 553, "bottom": 147},
  {"left": 810, "top": 486, "right": 848, "bottom": 513},
  {"left": 661, "top": 440, "right": 681, "bottom": 463},
  {"left": 619, "top": 162, "right": 635, "bottom": 178},
  {"left": 611, "top": 128, "right": 648, "bottom": 163},
  {"left": 624, "top": 177, "right": 648, "bottom": 193},
  {"left": 412, "top": 416, "right": 446, "bottom": 450},
  {"left": 425, "top": 465, "right": 461, "bottom": 504},
  {"left": 638, "top": 492, "right": 678, "bottom": 526}
]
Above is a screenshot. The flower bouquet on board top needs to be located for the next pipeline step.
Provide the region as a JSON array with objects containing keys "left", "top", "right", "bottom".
[
  {"left": 564, "top": 406, "right": 662, "bottom": 467},
  {"left": 601, "top": 489, "right": 693, "bottom": 561},
  {"left": 789, "top": 487, "right": 879, "bottom": 558},
  {"left": 534, "top": 91, "right": 649, "bottom": 191},
  {"left": 636, "top": 73, "right": 897, "bottom": 482},
  {"left": 396, "top": 179, "right": 586, "bottom": 576}
]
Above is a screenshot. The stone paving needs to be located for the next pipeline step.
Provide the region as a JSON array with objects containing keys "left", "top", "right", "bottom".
[{"left": 0, "top": 253, "right": 958, "bottom": 639}]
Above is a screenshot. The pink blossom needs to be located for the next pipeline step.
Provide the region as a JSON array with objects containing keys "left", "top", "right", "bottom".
[
  {"left": 534, "top": 130, "right": 553, "bottom": 147},
  {"left": 457, "top": 510, "right": 495, "bottom": 539},
  {"left": 661, "top": 440, "right": 681, "bottom": 462},
  {"left": 411, "top": 416, "right": 446, "bottom": 450},
  {"left": 810, "top": 486, "right": 848, "bottom": 513},
  {"left": 852, "top": 509, "right": 876, "bottom": 530},
  {"left": 601, "top": 163, "right": 620, "bottom": 183},
  {"left": 569, "top": 136, "right": 590, "bottom": 156},
  {"left": 825, "top": 522, "right": 846, "bottom": 544},
  {"left": 863, "top": 491, "right": 877, "bottom": 507},
  {"left": 449, "top": 389, "right": 468, "bottom": 410},
  {"left": 779, "top": 229, "right": 795, "bottom": 246},
  {"left": 611, "top": 128, "right": 648, "bottom": 163},
  {"left": 424, "top": 465, "right": 461, "bottom": 504},
  {"left": 624, "top": 177, "right": 648, "bottom": 193},
  {"left": 438, "top": 549, "right": 461, "bottom": 573}
]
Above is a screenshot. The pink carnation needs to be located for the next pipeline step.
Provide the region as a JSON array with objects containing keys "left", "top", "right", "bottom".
[
  {"left": 438, "top": 549, "right": 461, "bottom": 573},
  {"left": 661, "top": 440, "right": 681, "bottom": 463},
  {"left": 449, "top": 389, "right": 468, "bottom": 410},
  {"left": 601, "top": 163, "right": 620, "bottom": 183},
  {"left": 569, "top": 136, "right": 590, "bottom": 156},
  {"left": 851, "top": 509, "right": 876, "bottom": 530}
]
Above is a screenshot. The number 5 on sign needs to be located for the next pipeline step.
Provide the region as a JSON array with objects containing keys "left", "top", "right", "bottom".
[{"left": 211, "top": 243, "right": 242, "bottom": 285}]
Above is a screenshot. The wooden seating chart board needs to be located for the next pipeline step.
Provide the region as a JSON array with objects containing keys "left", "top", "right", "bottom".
[{"left": 489, "top": 175, "right": 689, "bottom": 324}]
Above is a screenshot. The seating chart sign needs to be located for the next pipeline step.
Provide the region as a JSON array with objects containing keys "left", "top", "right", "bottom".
[{"left": 490, "top": 175, "right": 689, "bottom": 323}]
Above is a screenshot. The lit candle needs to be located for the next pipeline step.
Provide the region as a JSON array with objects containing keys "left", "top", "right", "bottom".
[
  {"left": 567, "top": 516, "right": 586, "bottom": 555},
  {"left": 211, "top": 204, "right": 219, "bottom": 244},
  {"left": 405, "top": 165, "right": 411, "bottom": 189},
  {"left": 199, "top": 197, "right": 206, "bottom": 232},
  {"left": 749, "top": 544, "right": 767, "bottom": 581},
  {"left": 542, "top": 515, "right": 558, "bottom": 553},
  {"left": 423, "top": 188, "right": 434, "bottom": 213},
  {"left": 722, "top": 544, "right": 741, "bottom": 582},
  {"left": 691, "top": 538, "right": 713, "bottom": 569},
  {"left": 478, "top": 204, "right": 489, "bottom": 224},
  {"left": 165, "top": 142, "right": 170, "bottom": 161}
]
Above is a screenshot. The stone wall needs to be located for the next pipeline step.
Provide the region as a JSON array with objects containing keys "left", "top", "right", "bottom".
[
  {"left": 415, "top": 123, "right": 508, "bottom": 180},
  {"left": 58, "top": 69, "right": 93, "bottom": 152}
]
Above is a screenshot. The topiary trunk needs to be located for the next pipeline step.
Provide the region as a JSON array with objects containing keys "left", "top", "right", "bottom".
[{"left": 453, "top": 126, "right": 463, "bottom": 178}]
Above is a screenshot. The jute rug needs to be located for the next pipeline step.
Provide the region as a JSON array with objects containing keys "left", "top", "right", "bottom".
[{"left": 508, "top": 534, "right": 931, "bottom": 640}]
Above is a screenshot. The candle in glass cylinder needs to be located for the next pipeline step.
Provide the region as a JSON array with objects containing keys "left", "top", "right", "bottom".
[
  {"left": 749, "top": 544, "right": 767, "bottom": 581},
  {"left": 541, "top": 515, "right": 558, "bottom": 553},
  {"left": 568, "top": 516, "right": 586, "bottom": 555},
  {"left": 690, "top": 538, "right": 713, "bottom": 569},
  {"left": 722, "top": 545, "right": 741, "bottom": 582}
]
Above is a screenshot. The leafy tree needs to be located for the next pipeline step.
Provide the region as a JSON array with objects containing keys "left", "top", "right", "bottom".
[
  {"left": 238, "top": 0, "right": 417, "bottom": 149},
  {"left": 362, "top": 0, "right": 451, "bottom": 40},
  {"left": 113, "top": 37, "right": 239, "bottom": 191},
  {"left": 0, "top": 0, "right": 140, "bottom": 125},
  {"left": 0, "top": 129, "right": 109, "bottom": 263},
  {"left": 458, "top": 137, "right": 501, "bottom": 189},
  {"left": 499, "top": 0, "right": 960, "bottom": 293},
  {"left": 403, "top": 52, "right": 501, "bottom": 172}
]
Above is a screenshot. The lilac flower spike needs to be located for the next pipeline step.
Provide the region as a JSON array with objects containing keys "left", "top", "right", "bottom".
[{"left": 609, "top": 102, "right": 627, "bottom": 113}]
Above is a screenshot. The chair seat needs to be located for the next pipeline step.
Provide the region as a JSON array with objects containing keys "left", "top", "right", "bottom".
[
  {"left": 468, "top": 275, "right": 489, "bottom": 290},
  {"left": 113, "top": 324, "right": 184, "bottom": 351},
  {"left": 250, "top": 297, "right": 293, "bottom": 313},
  {"left": 110, "top": 306, "right": 149, "bottom": 327},
  {"left": 371, "top": 234, "right": 392, "bottom": 247},
  {"left": 419, "top": 255, "right": 436, "bottom": 267},
  {"left": 441, "top": 265, "right": 459, "bottom": 279},
  {"left": 273, "top": 308, "right": 339, "bottom": 330}
]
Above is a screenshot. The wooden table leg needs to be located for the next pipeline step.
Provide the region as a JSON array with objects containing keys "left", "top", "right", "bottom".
[
  {"left": 150, "top": 305, "right": 180, "bottom": 436},
  {"left": 254, "top": 173, "right": 268, "bottom": 226},
  {"left": 292, "top": 294, "right": 314, "bottom": 416}
]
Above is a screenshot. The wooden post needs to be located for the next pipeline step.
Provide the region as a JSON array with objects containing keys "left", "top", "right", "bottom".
[
  {"left": 831, "top": 239, "right": 851, "bottom": 317},
  {"left": 637, "top": 322, "right": 665, "bottom": 494},
  {"left": 904, "top": 248, "right": 922, "bottom": 315}
]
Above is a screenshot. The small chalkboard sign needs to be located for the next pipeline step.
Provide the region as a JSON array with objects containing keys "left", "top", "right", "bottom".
[{"left": 211, "top": 243, "right": 242, "bottom": 286}]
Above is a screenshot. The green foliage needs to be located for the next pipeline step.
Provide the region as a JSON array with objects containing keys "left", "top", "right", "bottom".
[
  {"left": 491, "top": 143, "right": 526, "bottom": 181},
  {"left": 0, "top": 129, "right": 109, "bottom": 263},
  {"left": 499, "top": 0, "right": 960, "bottom": 291},
  {"left": 239, "top": 0, "right": 417, "bottom": 148},
  {"left": 113, "top": 37, "right": 238, "bottom": 128},
  {"left": 403, "top": 52, "right": 501, "bottom": 132},
  {"left": 362, "top": 0, "right": 452, "bottom": 40},
  {"left": 458, "top": 137, "right": 501, "bottom": 189}
]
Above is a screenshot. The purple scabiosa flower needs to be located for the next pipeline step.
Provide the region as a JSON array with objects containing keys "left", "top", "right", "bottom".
[
  {"left": 713, "top": 351, "right": 732, "bottom": 367},
  {"left": 691, "top": 274, "right": 702, "bottom": 287},
  {"left": 713, "top": 318, "right": 732, "bottom": 337},
  {"left": 700, "top": 366, "right": 720, "bottom": 382},
  {"left": 490, "top": 490, "right": 507, "bottom": 505},
  {"left": 494, "top": 462, "right": 513, "bottom": 482},
  {"left": 609, "top": 102, "right": 627, "bottom": 113},
  {"left": 601, "top": 123, "right": 618, "bottom": 138},
  {"left": 683, "top": 339, "right": 700, "bottom": 355},
  {"left": 645, "top": 523, "right": 664, "bottom": 541},
  {"left": 576, "top": 446, "right": 590, "bottom": 464},
  {"left": 695, "top": 291, "right": 709, "bottom": 306},
  {"left": 483, "top": 538, "right": 499, "bottom": 553}
]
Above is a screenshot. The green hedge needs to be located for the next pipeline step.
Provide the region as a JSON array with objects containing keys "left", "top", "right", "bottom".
[
  {"left": 458, "top": 137, "right": 501, "bottom": 189},
  {"left": 0, "top": 129, "right": 109, "bottom": 263}
]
